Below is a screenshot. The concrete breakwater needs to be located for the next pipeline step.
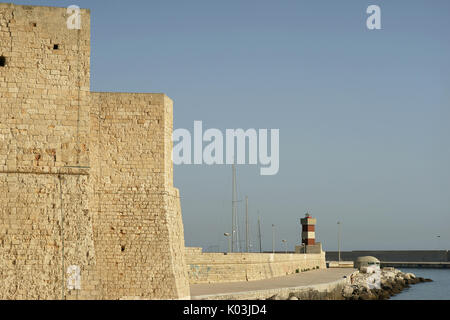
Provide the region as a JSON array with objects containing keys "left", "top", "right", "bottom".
[
  {"left": 380, "top": 262, "right": 450, "bottom": 269},
  {"left": 342, "top": 268, "right": 433, "bottom": 300},
  {"left": 326, "top": 250, "right": 449, "bottom": 263}
]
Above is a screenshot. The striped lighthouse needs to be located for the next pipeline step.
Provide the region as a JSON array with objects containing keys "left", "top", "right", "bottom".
[{"left": 300, "top": 213, "right": 316, "bottom": 246}]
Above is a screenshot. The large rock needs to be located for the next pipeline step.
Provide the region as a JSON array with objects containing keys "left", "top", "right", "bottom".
[
  {"left": 342, "top": 286, "right": 354, "bottom": 299},
  {"left": 276, "top": 292, "right": 290, "bottom": 300},
  {"left": 378, "top": 290, "right": 391, "bottom": 300},
  {"left": 381, "top": 279, "right": 393, "bottom": 290},
  {"left": 359, "top": 291, "right": 377, "bottom": 300},
  {"left": 382, "top": 271, "right": 396, "bottom": 279},
  {"left": 405, "top": 273, "right": 416, "bottom": 280}
]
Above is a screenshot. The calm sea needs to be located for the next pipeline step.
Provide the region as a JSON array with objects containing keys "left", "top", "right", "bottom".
[{"left": 390, "top": 268, "right": 450, "bottom": 300}]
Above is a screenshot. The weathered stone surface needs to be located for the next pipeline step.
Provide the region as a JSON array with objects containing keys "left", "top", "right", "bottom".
[
  {"left": 0, "top": 4, "right": 189, "bottom": 300},
  {"left": 186, "top": 248, "right": 326, "bottom": 284}
]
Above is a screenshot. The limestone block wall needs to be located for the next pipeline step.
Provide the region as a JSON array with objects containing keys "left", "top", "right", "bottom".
[
  {"left": 0, "top": 172, "right": 95, "bottom": 299},
  {"left": 0, "top": 4, "right": 94, "bottom": 300},
  {"left": 0, "top": 4, "right": 91, "bottom": 171},
  {"left": 89, "top": 93, "right": 190, "bottom": 299},
  {"left": 186, "top": 248, "right": 327, "bottom": 284},
  {"left": 1, "top": 4, "right": 190, "bottom": 300}
]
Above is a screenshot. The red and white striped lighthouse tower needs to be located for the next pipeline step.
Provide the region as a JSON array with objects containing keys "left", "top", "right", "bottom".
[{"left": 300, "top": 213, "right": 316, "bottom": 246}]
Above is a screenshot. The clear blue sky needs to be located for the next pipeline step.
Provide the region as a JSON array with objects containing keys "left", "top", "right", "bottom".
[{"left": 10, "top": 0, "right": 450, "bottom": 251}]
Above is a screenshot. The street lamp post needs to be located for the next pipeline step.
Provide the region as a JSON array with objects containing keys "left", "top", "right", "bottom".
[
  {"left": 337, "top": 221, "right": 341, "bottom": 263},
  {"left": 272, "top": 224, "right": 276, "bottom": 254},
  {"left": 224, "top": 233, "right": 231, "bottom": 253},
  {"left": 282, "top": 239, "right": 287, "bottom": 253}
]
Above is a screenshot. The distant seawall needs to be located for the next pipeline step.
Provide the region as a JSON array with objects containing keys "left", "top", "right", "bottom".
[
  {"left": 186, "top": 247, "right": 326, "bottom": 284},
  {"left": 326, "top": 250, "right": 450, "bottom": 263}
]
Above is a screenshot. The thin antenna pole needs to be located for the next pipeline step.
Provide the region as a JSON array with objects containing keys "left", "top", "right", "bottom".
[
  {"left": 245, "top": 196, "right": 249, "bottom": 253},
  {"left": 337, "top": 221, "right": 341, "bottom": 263},
  {"left": 272, "top": 224, "right": 275, "bottom": 254},
  {"left": 236, "top": 210, "right": 240, "bottom": 252},
  {"left": 232, "top": 164, "right": 237, "bottom": 252},
  {"left": 258, "top": 213, "right": 262, "bottom": 253}
]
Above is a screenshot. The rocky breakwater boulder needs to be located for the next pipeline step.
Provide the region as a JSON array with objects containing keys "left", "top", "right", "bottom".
[{"left": 342, "top": 268, "right": 432, "bottom": 300}]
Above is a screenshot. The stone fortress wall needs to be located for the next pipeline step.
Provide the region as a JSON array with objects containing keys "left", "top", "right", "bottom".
[{"left": 0, "top": 4, "right": 189, "bottom": 300}]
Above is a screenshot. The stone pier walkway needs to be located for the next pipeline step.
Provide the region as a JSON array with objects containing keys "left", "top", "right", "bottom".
[{"left": 190, "top": 268, "right": 356, "bottom": 300}]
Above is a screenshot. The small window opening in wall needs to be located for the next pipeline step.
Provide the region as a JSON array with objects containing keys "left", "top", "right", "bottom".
[
  {"left": 31, "top": 22, "right": 37, "bottom": 27},
  {"left": 121, "top": 245, "right": 126, "bottom": 252},
  {"left": 53, "top": 44, "right": 59, "bottom": 50},
  {"left": 0, "top": 56, "right": 6, "bottom": 67}
]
